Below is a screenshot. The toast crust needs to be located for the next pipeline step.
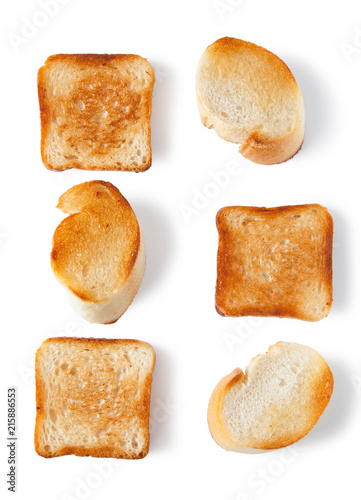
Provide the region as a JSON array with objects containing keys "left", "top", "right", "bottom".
[
  {"left": 238, "top": 129, "right": 304, "bottom": 165},
  {"left": 207, "top": 368, "right": 247, "bottom": 452},
  {"left": 38, "top": 54, "right": 154, "bottom": 172},
  {"left": 51, "top": 181, "right": 145, "bottom": 323},
  {"left": 207, "top": 342, "right": 334, "bottom": 452},
  {"left": 216, "top": 204, "right": 333, "bottom": 321},
  {"left": 35, "top": 337, "right": 156, "bottom": 459},
  {"left": 196, "top": 37, "right": 304, "bottom": 165}
]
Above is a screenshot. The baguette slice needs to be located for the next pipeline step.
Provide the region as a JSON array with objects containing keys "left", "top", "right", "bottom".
[
  {"left": 35, "top": 337, "right": 155, "bottom": 459},
  {"left": 216, "top": 204, "right": 333, "bottom": 321},
  {"left": 208, "top": 342, "right": 333, "bottom": 452},
  {"left": 38, "top": 54, "right": 154, "bottom": 171},
  {"left": 51, "top": 181, "right": 145, "bottom": 324},
  {"left": 196, "top": 37, "right": 304, "bottom": 164}
]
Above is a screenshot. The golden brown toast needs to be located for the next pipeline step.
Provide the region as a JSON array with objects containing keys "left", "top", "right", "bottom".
[
  {"left": 207, "top": 342, "right": 333, "bottom": 452},
  {"left": 216, "top": 204, "right": 333, "bottom": 321},
  {"left": 38, "top": 54, "right": 154, "bottom": 171},
  {"left": 35, "top": 337, "right": 155, "bottom": 459},
  {"left": 51, "top": 181, "right": 145, "bottom": 324},
  {"left": 196, "top": 37, "right": 304, "bottom": 164}
]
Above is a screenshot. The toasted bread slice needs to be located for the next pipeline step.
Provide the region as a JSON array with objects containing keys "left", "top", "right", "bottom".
[
  {"left": 216, "top": 204, "right": 333, "bottom": 321},
  {"left": 51, "top": 181, "right": 145, "bottom": 324},
  {"left": 35, "top": 337, "right": 155, "bottom": 459},
  {"left": 38, "top": 54, "right": 154, "bottom": 171},
  {"left": 208, "top": 342, "right": 333, "bottom": 452},
  {"left": 196, "top": 37, "right": 304, "bottom": 164}
]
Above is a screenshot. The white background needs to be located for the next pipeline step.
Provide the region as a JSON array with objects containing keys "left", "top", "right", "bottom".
[{"left": 1, "top": 0, "right": 361, "bottom": 498}]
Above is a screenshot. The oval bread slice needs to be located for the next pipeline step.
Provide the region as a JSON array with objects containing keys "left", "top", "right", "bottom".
[
  {"left": 51, "top": 181, "right": 145, "bottom": 324},
  {"left": 207, "top": 342, "right": 333, "bottom": 452},
  {"left": 196, "top": 37, "right": 305, "bottom": 164}
]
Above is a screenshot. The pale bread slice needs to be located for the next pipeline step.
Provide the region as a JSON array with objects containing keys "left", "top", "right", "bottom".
[
  {"left": 216, "top": 204, "right": 333, "bottom": 321},
  {"left": 35, "top": 337, "right": 155, "bottom": 459},
  {"left": 207, "top": 342, "right": 333, "bottom": 453},
  {"left": 51, "top": 181, "right": 145, "bottom": 324},
  {"left": 196, "top": 37, "right": 304, "bottom": 164},
  {"left": 38, "top": 54, "right": 154, "bottom": 171}
]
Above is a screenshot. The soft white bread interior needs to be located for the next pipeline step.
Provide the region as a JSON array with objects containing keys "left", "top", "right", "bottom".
[
  {"left": 35, "top": 337, "right": 155, "bottom": 459},
  {"left": 207, "top": 342, "right": 333, "bottom": 452},
  {"left": 51, "top": 181, "right": 145, "bottom": 324},
  {"left": 196, "top": 37, "right": 304, "bottom": 164}
]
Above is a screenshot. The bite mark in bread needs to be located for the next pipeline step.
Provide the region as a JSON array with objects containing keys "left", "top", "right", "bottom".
[
  {"left": 207, "top": 342, "right": 333, "bottom": 452},
  {"left": 51, "top": 181, "right": 145, "bottom": 324}
]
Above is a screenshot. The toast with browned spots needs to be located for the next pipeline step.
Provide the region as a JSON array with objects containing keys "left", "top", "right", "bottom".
[
  {"left": 216, "top": 204, "right": 333, "bottom": 321},
  {"left": 51, "top": 181, "right": 145, "bottom": 324},
  {"left": 35, "top": 337, "right": 155, "bottom": 459},
  {"left": 38, "top": 54, "right": 154, "bottom": 171}
]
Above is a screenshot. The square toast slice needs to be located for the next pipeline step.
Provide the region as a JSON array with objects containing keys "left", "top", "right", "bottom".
[
  {"left": 35, "top": 337, "right": 155, "bottom": 459},
  {"left": 216, "top": 204, "right": 333, "bottom": 321},
  {"left": 38, "top": 54, "right": 154, "bottom": 171}
]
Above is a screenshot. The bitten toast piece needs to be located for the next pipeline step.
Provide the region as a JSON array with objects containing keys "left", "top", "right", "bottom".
[
  {"left": 51, "top": 181, "right": 145, "bottom": 324},
  {"left": 35, "top": 337, "right": 155, "bottom": 459},
  {"left": 196, "top": 37, "right": 304, "bottom": 164},
  {"left": 207, "top": 342, "right": 333, "bottom": 452},
  {"left": 38, "top": 54, "right": 154, "bottom": 171},
  {"left": 216, "top": 204, "right": 333, "bottom": 321}
]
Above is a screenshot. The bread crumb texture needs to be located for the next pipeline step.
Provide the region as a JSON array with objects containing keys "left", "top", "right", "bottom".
[
  {"left": 196, "top": 37, "right": 304, "bottom": 164},
  {"left": 51, "top": 181, "right": 141, "bottom": 303},
  {"left": 38, "top": 54, "right": 154, "bottom": 171},
  {"left": 208, "top": 342, "right": 333, "bottom": 451},
  {"left": 216, "top": 204, "right": 333, "bottom": 321},
  {"left": 35, "top": 337, "right": 155, "bottom": 459}
]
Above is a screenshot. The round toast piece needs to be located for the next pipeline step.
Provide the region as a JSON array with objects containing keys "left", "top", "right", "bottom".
[
  {"left": 51, "top": 181, "right": 145, "bottom": 324},
  {"left": 207, "top": 342, "right": 333, "bottom": 452},
  {"left": 196, "top": 37, "right": 305, "bottom": 164}
]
